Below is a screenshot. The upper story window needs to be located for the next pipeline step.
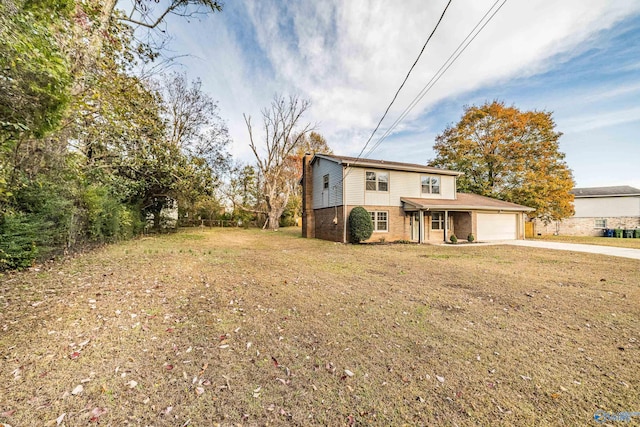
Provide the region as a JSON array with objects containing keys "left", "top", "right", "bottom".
[
  {"left": 323, "top": 174, "right": 329, "bottom": 190},
  {"left": 594, "top": 218, "right": 607, "bottom": 228},
  {"left": 421, "top": 175, "right": 440, "bottom": 194},
  {"left": 366, "top": 171, "right": 389, "bottom": 192}
]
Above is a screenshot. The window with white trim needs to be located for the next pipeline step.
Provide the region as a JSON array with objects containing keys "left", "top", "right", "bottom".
[
  {"left": 366, "top": 171, "right": 389, "bottom": 192},
  {"left": 595, "top": 218, "right": 607, "bottom": 228},
  {"left": 421, "top": 175, "right": 440, "bottom": 194},
  {"left": 323, "top": 174, "right": 329, "bottom": 189},
  {"left": 431, "top": 212, "right": 444, "bottom": 230},
  {"left": 369, "top": 211, "right": 388, "bottom": 232}
]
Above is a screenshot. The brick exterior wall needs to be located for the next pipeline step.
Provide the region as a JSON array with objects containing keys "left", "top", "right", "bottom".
[
  {"left": 346, "top": 205, "right": 409, "bottom": 243},
  {"left": 314, "top": 206, "right": 345, "bottom": 242},
  {"left": 452, "top": 212, "right": 472, "bottom": 241},
  {"left": 536, "top": 216, "right": 640, "bottom": 236}
]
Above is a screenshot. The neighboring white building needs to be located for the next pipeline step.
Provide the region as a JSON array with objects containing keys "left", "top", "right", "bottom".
[
  {"left": 537, "top": 186, "right": 640, "bottom": 236},
  {"left": 301, "top": 154, "right": 533, "bottom": 243}
]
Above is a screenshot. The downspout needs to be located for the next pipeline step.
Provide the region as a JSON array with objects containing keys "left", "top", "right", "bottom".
[{"left": 342, "top": 164, "right": 348, "bottom": 243}]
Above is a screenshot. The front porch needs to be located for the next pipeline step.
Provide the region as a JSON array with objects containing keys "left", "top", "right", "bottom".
[{"left": 406, "top": 210, "right": 472, "bottom": 243}]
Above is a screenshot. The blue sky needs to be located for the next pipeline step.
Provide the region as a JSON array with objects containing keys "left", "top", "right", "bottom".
[{"left": 134, "top": 0, "right": 640, "bottom": 188}]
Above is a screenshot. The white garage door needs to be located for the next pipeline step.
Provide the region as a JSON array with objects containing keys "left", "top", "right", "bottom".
[{"left": 476, "top": 213, "right": 517, "bottom": 241}]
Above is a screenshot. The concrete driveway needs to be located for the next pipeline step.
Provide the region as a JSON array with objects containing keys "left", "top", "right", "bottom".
[{"left": 503, "top": 240, "right": 640, "bottom": 260}]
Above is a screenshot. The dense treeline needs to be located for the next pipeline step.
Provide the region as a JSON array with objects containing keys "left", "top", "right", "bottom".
[{"left": 0, "top": 0, "right": 231, "bottom": 269}]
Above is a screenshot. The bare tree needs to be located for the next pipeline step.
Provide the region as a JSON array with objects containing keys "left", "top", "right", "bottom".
[
  {"left": 245, "top": 95, "right": 313, "bottom": 230},
  {"left": 161, "top": 72, "right": 231, "bottom": 187}
]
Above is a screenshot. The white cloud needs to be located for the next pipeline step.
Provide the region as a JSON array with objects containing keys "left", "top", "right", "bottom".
[
  {"left": 211, "top": 0, "right": 639, "bottom": 159},
  {"left": 165, "top": 0, "right": 640, "bottom": 177},
  {"left": 560, "top": 106, "right": 640, "bottom": 133}
]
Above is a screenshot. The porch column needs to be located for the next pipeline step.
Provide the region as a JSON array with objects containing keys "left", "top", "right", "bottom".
[
  {"left": 419, "top": 210, "right": 424, "bottom": 243},
  {"left": 444, "top": 210, "right": 448, "bottom": 242}
]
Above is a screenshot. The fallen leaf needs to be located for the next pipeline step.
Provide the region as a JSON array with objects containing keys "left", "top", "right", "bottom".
[
  {"left": 436, "top": 375, "right": 445, "bottom": 383},
  {"left": 551, "top": 393, "right": 560, "bottom": 399},
  {"left": 56, "top": 413, "right": 66, "bottom": 425},
  {"left": 195, "top": 387, "right": 204, "bottom": 395},
  {"left": 222, "top": 375, "right": 231, "bottom": 391},
  {"left": 344, "top": 369, "right": 354, "bottom": 377},
  {"left": 69, "top": 351, "right": 81, "bottom": 360},
  {"left": 165, "top": 364, "right": 174, "bottom": 370},
  {"left": 199, "top": 363, "right": 208, "bottom": 375},
  {"left": 71, "top": 384, "right": 83, "bottom": 395},
  {"left": 520, "top": 375, "right": 532, "bottom": 381},
  {"left": 127, "top": 380, "right": 138, "bottom": 388},
  {"left": 271, "top": 356, "right": 279, "bottom": 368},
  {"left": 266, "top": 404, "right": 275, "bottom": 411},
  {"left": 1, "top": 410, "right": 16, "bottom": 417}
]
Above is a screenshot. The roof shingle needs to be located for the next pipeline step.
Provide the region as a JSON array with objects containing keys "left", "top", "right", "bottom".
[
  {"left": 401, "top": 193, "right": 534, "bottom": 211},
  {"left": 571, "top": 186, "right": 640, "bottom": 197}
]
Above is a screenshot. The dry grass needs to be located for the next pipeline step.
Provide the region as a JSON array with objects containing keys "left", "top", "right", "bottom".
[
  {"left": 1, "top": 227, "right": 639, "bottom": 426},
  {"left": 534, "top": 234, "right": 640, "bottom": 249}
]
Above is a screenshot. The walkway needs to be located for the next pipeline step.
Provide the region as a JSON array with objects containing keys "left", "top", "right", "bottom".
[{"left": 503, "top": 240, "right": 640, "bottom": 260}]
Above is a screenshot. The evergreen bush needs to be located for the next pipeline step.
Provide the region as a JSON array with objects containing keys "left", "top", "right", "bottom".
[{"left": 348, "top": 207, "right": 373, "bottom": 243}]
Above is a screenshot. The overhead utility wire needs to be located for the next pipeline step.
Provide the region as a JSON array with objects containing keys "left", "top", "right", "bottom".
[
  {"left": 363, "top": 0, "right": 507, "bottom": 159},
  {"left": 349, "top": 0, "right": 453, "bottom": 167}
]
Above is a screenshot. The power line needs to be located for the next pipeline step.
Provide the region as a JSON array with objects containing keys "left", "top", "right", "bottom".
[
  {"left": 363, "top": 0, "right": 508, "bottom": 159},
  {"left": 350, "top": 0, "right": 453, "bottom": 166}
]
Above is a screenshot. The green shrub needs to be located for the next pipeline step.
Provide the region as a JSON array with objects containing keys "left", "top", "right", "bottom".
[
  {"left": 348, "top": 207, "right": 373, "bottom": 243},
  {"left": 83, "top": 185, "right": 143, "bottom": 241},
  {"left": 467, "top": 233, "right": 475, "bottom": 242},
  {"left": 450, "top": 234, "right": 458, "bottom": 244},
  {"left": 0, "top": 212, "right": 41, "bottom": 270}
]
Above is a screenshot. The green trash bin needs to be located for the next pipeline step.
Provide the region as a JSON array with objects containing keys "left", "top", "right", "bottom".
[
  {"left": 624, "top": 229, "right": 634, "bottom": 238},
  {"left": 634, "top": 229, "right": 640, "bottom": 239},
  {"left": 614, "top": 229, "right": 623, "bottom": 238}
]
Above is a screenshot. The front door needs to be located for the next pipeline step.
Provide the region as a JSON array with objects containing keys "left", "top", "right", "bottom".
[{"left": 411, "top": 212, "right": 420, "bottom": 242}]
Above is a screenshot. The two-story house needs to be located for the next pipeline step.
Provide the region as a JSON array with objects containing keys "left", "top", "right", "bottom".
[
  {"left": 301, "top": 154, "right": 533, "bottom": 243},
  {"left": 536, "top": 186, "right": 640, "bottom": 236}
]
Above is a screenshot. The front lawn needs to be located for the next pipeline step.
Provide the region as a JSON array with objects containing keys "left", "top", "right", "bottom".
[{"left": 1, "top": 228, "right": 638, "bottom": 426}]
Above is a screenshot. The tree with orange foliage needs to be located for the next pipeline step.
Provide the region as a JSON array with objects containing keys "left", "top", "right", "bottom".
[{"left": 430, "top": 101, "right": 574, "bottom": 223}]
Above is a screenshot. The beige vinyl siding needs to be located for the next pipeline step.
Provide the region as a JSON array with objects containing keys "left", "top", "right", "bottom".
[
  {"left": 390, "top": 171, "right": 420, "bottom": 201},
  {"left": 418, "top": 174, "right": 456, "bottom": 199},
  {"left": 573, "top": 196, "right": 640, "bottom": 218},
  {"left": 345, "top": 167, "right": 458, "bottom": 206},
  {"left": 344, "top": 168, "right": 365, "bottom": 206},
  {"left": 312, "top": 158, "right": 343, "bottom": 209}
]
